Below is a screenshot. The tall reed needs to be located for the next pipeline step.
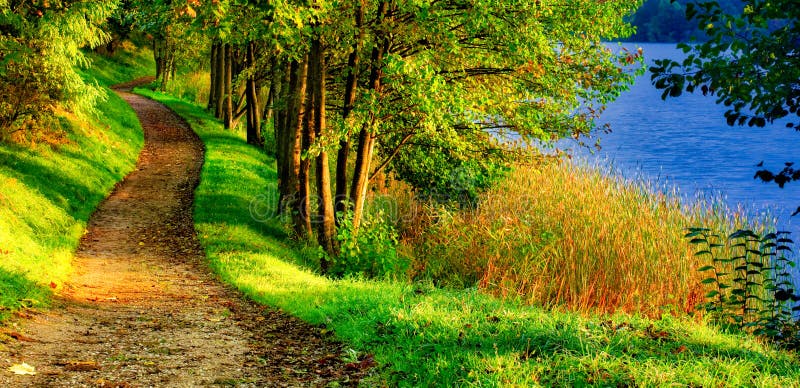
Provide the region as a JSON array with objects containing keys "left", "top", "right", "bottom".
[{"left": 400, "top": 160, "right": 763, "bottom": 316}]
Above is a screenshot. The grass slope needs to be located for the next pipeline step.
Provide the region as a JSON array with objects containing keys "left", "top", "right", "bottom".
[
  {"left": 139, "top": 89, "right": 800, "bottom": 387},
  {"left": 0, "top": 48, "right": 154, "bottom": 320}
]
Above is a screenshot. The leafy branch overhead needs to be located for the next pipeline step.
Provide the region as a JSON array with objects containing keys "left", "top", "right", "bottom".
[{"left": 0, "top": 1, "right": 116, "bottom": 136}]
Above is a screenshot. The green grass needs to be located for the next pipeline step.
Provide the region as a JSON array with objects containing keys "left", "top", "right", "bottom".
[
  {"left": 0, "top": 47, "right": 154, "bottom": 320},
  {"left": 140, "top": 89, "right": 800, "bottom": 387},
  {"left": 82, "top": 43, "right": 156, "bottom": 87}
]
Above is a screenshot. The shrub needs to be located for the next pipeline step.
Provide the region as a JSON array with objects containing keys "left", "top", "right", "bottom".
[
  {"left": 325, "top": 210, "right": 408, "bottom": 279},
  {"left": 388, "top": 130, "right": 509, "bottom": 208}
]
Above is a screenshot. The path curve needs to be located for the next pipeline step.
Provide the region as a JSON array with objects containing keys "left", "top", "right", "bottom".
[{"left": 0, "top": 86, "right": 364, "bottom": 386}]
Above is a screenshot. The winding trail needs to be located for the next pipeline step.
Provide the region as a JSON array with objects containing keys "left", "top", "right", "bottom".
[{"left": 0, "top": 85, "right": 364, "bottom": 386}]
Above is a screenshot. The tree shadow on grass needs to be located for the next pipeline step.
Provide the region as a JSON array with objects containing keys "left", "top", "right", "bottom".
[{"left": 0, "top": 146, "right": 106, "bottom": 222}]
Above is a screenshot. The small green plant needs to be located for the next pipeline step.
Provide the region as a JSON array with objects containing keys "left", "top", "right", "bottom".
[
  {"left": 687, "top": 227, "right": 800, "bottom": 345},
  {"left": 325, "top": 210, "right": 407, "bottom": 279}
]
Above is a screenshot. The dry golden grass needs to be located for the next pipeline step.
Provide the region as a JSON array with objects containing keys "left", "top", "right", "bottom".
[
  {"left": 397, "top": 160, "right": 754, "bottom": 316},
  {"left": 166, "top": 71, "right": 210, "bottom": 107}
]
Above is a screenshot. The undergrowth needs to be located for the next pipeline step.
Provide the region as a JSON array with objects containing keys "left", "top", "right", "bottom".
[{"left": 144, "top": 89, "right": 800, "bottom": 387}]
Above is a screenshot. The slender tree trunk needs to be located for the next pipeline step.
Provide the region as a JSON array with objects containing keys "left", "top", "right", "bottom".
[
  {"left": 275, "top": 60, "right": 291, "bottom": 213},
  {"left": 297, "top": 57, "right": 314, "bottom": 239},
  {"left": 277, "top": 58, "right": 308, "bottom": 237},
  {"left": 245, "top": 42, "right": 263, "bottom": 146},
  {"left": 309, "top": 37, "right": 336, "bottom": 262},
  {"left": 274, "top": 59, "right": 290, "bottom": 155},
  {"left": 335, "top": 0, "right": 366, "bottom": 222},
  {"left": 163, "top": 38, "right": 175, "bottom": 89},
  {"left": 153, "top": 37, "right": 170, "bottom": 91},
  {"left": 224, "top": 44, "right": 234, "bottom": 129},
  {"left": 349, "top": 1, "right": 389, "bottom": 229},
  {"left": 214, "top": 42, "right": 226, "bottom": 119},
  {"left": 264, "top": 56, "right": 280, "bottom": 126},
  {"left": 208, "top": 42, "right": 219, "bottom": 111},
  {"left": 153, "top": 39, "right": 163, "bottom": 81}
]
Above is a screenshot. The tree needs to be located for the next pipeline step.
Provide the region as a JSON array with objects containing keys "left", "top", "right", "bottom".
[
  {"left": 650, "top": 0, "right": 800, "bottom": 212},
  {"left": 158, "top": 0, "right": 641, "bottom": 268},
  {"left": 128, "top": 0, "right": 204, "bottom": 92},
  {"left": 0, "top": 1, "right": 116, "bottom": 136}
]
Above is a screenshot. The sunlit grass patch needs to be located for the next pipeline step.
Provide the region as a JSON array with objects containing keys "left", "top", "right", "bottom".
[
  {"left": 82, "top": 44, "right": 155, "bottom": 87},
  {"left": 148, "top": 90, "right": 800, "bottom": 386}
]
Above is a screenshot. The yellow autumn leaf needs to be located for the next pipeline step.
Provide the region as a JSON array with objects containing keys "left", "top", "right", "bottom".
[{"left": 8, "top": 362, "right": 36, "bottom": 375}]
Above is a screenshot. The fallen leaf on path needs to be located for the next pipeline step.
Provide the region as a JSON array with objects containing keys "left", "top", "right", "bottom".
[
  {"left": 8, "top": 362, "right": 36, "bottom": 375},
  {"left": 64, "top": 360, "right": 101, "bottom": 371},
  {"left": 6, "top": 331, "right": 35, "bottom": 342},
  {"left": 344, "top": 354, "right": 376, "bottom": 371}
]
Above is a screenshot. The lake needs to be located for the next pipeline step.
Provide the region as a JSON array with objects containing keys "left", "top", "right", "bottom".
[{"left": 567, "top": 42, "right": 800, "bottom": 239}]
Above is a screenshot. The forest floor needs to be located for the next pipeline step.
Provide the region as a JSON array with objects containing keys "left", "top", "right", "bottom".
[{"left": 0, "top": 83, "right": 368, "bottom": 387}]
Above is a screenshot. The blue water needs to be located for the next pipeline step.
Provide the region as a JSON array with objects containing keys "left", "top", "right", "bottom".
[{"left": 567, "top": 43, "right": 800, "bottom": 238}]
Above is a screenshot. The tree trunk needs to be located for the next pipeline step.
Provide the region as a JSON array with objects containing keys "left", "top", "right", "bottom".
[
  {"left": 334, "top": 0, "right": 366, "bottom": 222},
  {"left": 275, "top": 60, "right": 291, "bottom": 213},
  {"left": 264, "top": 56, "right": 280, "bottom": 126},
  {"left": 277, "top": 58, "right": 307, "bottom": 238},
  {"left": 163, "top": 40, "right": 175, "bottom": 89},
  {"left": 208, "top": 42, "right": 219, "bottom": 111},
  {"left": 274, "top": 60, "right": 289, "bottom": 161},
  {"left": 349, "top": 1, "right": 389, "bottom": 229},
  {"left": 310, "top": 37, "right": 336, "bottom": 262},
  {"left": 214, "top": 42, "right": 226, "bottom": 119},
  {"left": 245, "top": 42, "right": 263, "bottom": 146},
  {"left": 297, "top": 57, "right": 314, "bottom": 239},
  {"left": 153, "top": 39, "right": 163, "bottom": 81},
  {"left": 153, "top": 37, "right": 170, "bottom": 91},
  {"left": 224, "top": 43, "right": 234, "bottom": 129}
]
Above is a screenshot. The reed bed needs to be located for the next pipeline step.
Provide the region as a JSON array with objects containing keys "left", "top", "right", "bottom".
[{"left": 400, "top": 159, "right": 762, "bottom": 316}]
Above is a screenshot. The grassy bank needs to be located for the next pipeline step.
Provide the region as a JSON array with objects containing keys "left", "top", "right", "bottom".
[
  {"left": 139, "top": 89, "right": 800, "bottom": 386},
  {"left": 0, "top": 47, "right": 153, "bottom": 320}
]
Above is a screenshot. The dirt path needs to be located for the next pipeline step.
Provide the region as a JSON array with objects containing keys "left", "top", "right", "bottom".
[{"left": 0, "top": 86, "right": 368, "bottom": 387}]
